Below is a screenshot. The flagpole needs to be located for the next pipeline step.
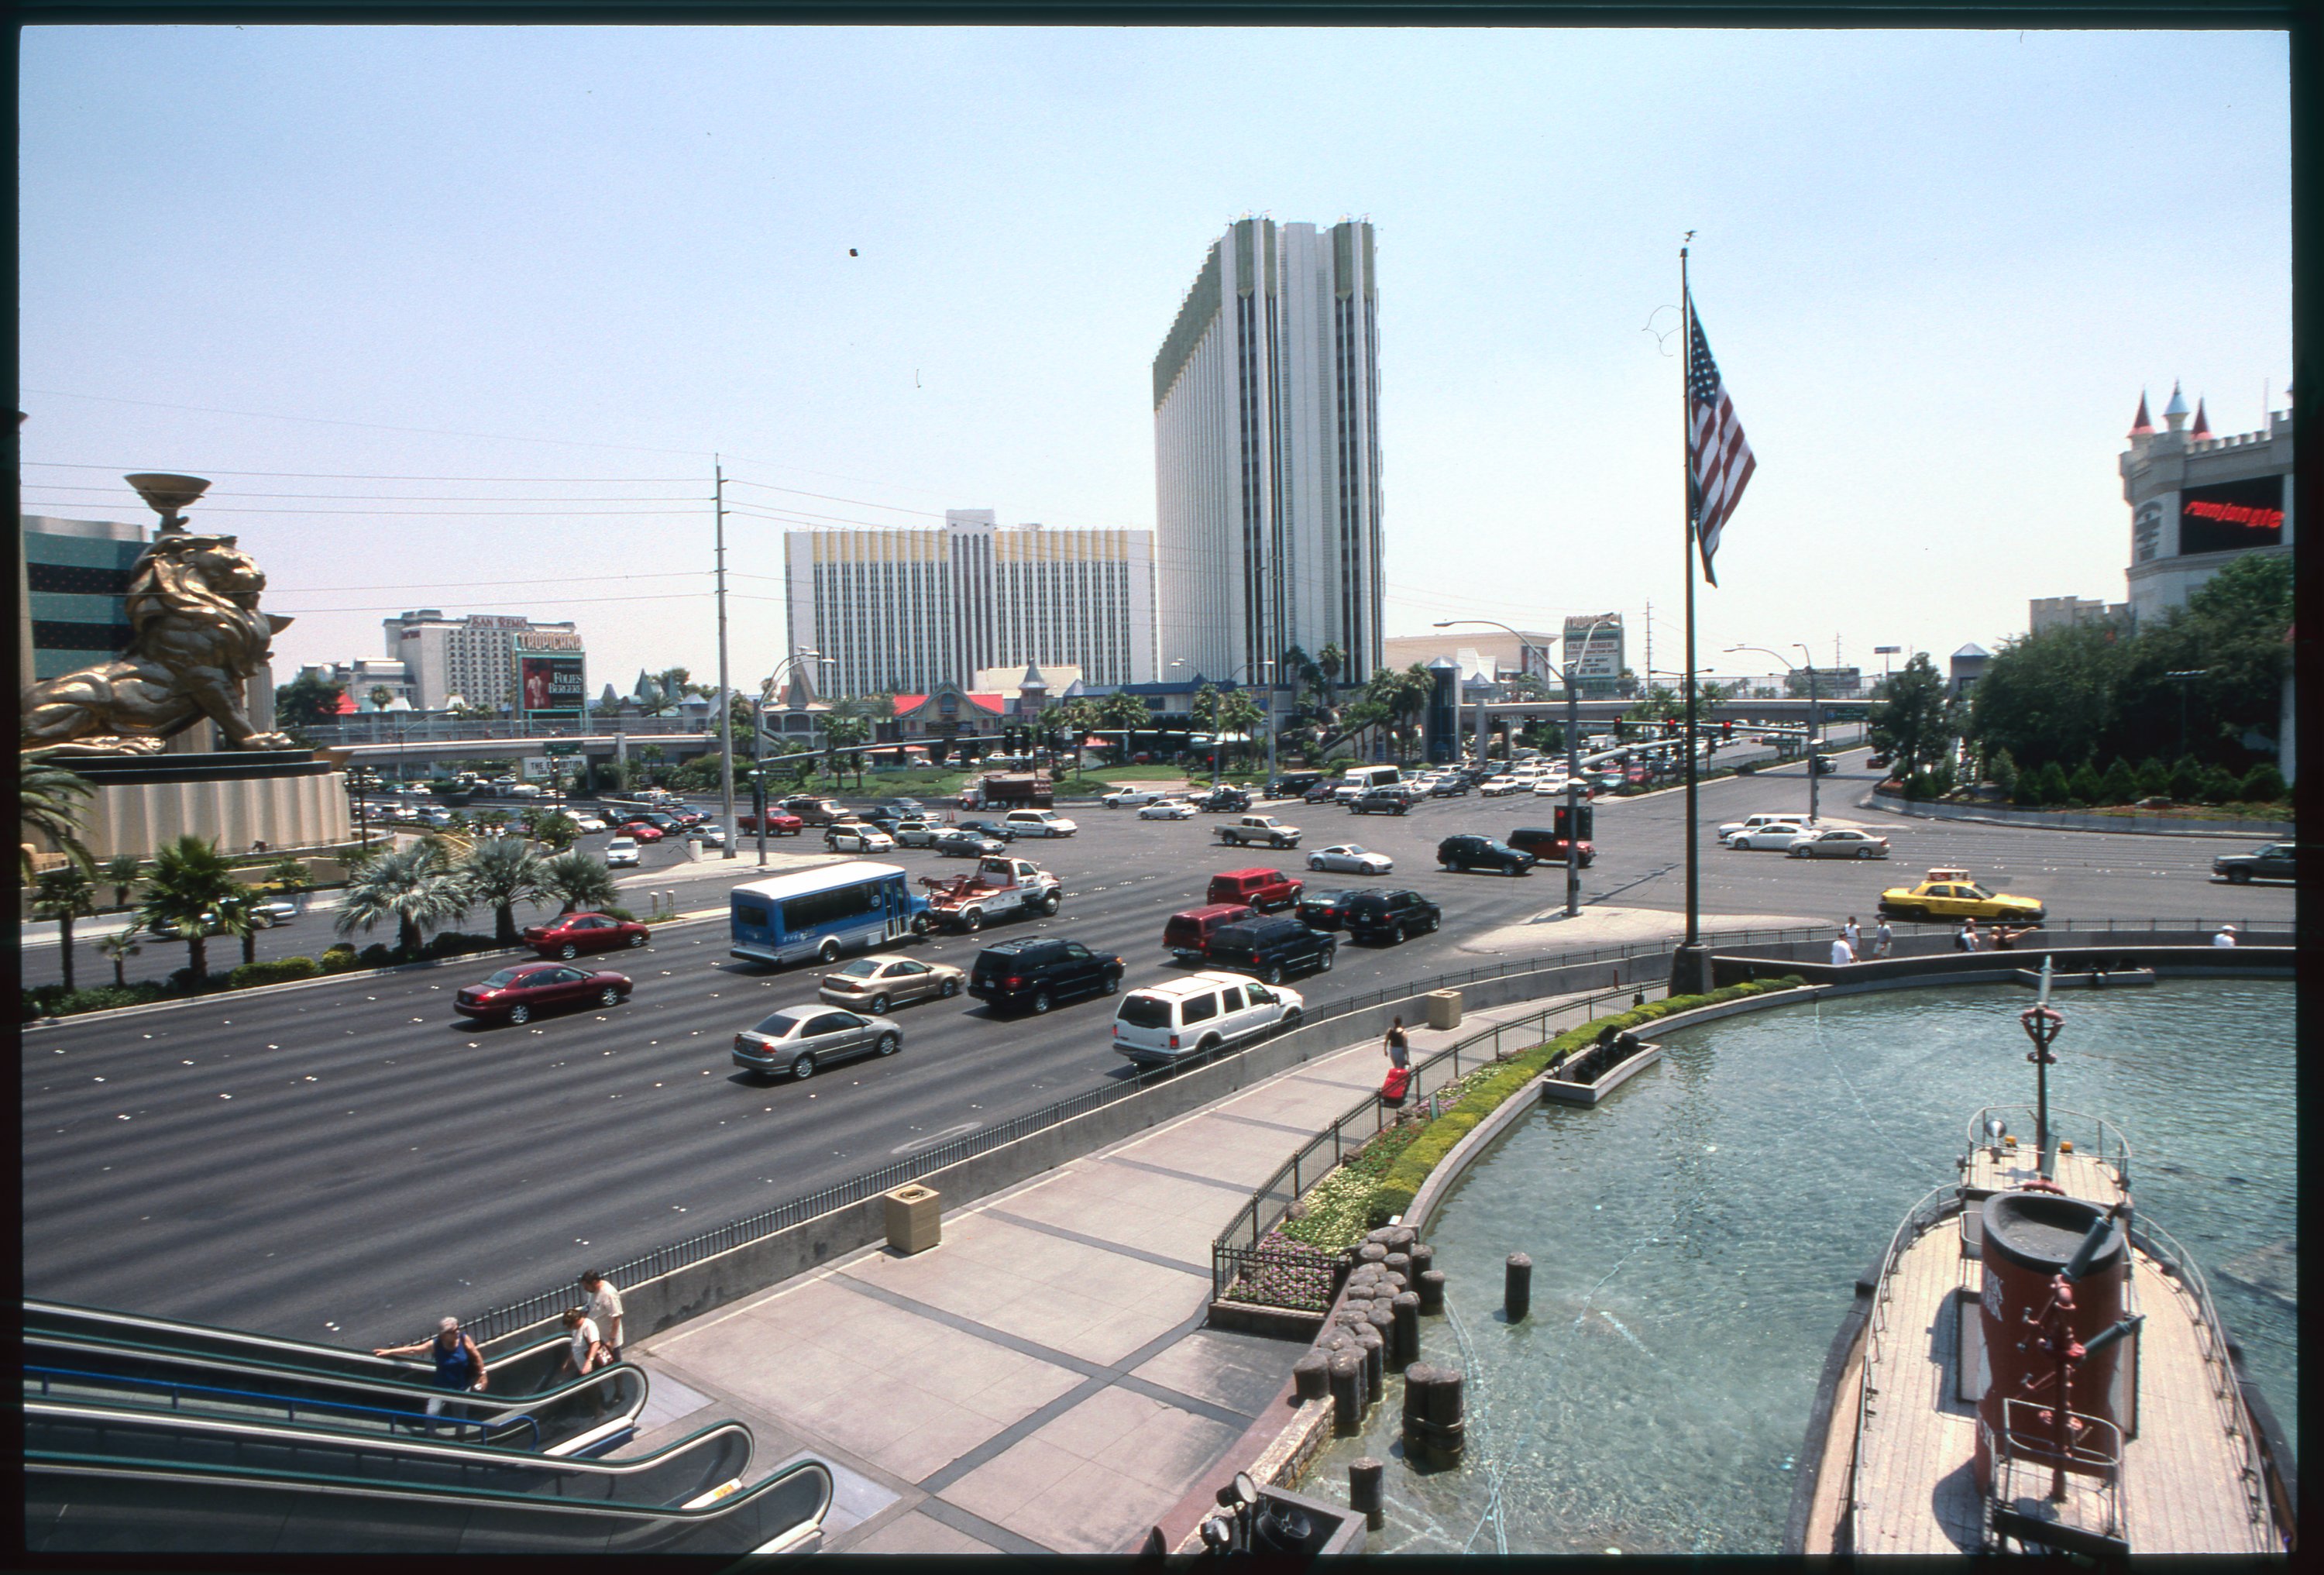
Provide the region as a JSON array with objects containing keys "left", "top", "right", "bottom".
[{"left": 1680, "top": 242, "right": 1702, "bottom": 978}]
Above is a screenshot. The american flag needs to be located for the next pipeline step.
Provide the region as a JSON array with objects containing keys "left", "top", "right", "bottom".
[{"left": 1686, "top": 304, "right": 1755, "bottom": 585}]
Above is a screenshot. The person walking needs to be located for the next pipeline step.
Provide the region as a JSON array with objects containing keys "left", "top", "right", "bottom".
[
  {"left": 2212, "top": 923, "right": 2238, "bottom": 947},
  {"left": 1829, "top": 929, "right": 1857, "bottom": 966},
  {"left": 1382, "top": 1016, "right": 1410, "bottom": 1071},
  {"left": 560, "top": 1307, "right": 607, "bottom": 1380},
  {"left": 1872, "top": 916, "right": 1894, "bottom": 959},
  {"left": 1842, "top": 916, "right": 1862, "bottom": 958},
  {"left": 581, "top": 1269, "right": 625, "bottom": 1364},
  {"left": 375, "top": 1316, "right": 488, "bottom": 1417}
]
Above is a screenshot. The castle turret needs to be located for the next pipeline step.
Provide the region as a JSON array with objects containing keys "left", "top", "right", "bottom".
[
  {"left": 2190, "top": 397, "right": 2212, "bottom": 441},
  {"left": 2162, "top": 380, "right": 2190, "bottom": 432}
]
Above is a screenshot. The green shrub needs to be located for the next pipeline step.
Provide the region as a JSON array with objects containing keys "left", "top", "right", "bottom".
[
  {"left": 2195, "top": 765, "right": 2239, "bottom": 806},
  {"left": 23, "top": 979, "right": 175, "bottom": 1018},
  {"left": 2240, "top": 762, "right": 2288, "bottom": 803},
  {"left": 2135, "top": 758, "right": 2170, "bottom": 799},
  {"left": 228, "top": 956, "right": 325, "bottom": 989},
  {"left": 2099, "top": 757, "right": 2137, "bottom": 806},
  {"left": 602, "top": 906, "right": 638, "bottom": 923},
  {"left": 358, "top": 944, "right": 397, "bottom": 968},
  {"left": 320, "top": 944, "right": 360, "bottom": 973},
  {"left": 2031, "top": 762, "right": 2070, "bottom": 807},
  {"left": 2168, "top": 755, "right": 2205, "bottom": 802},
  {"left": 1986, "top": 748, "right": 2019, "bottom": 797},
  {"left": 2067, "top": 761, "right": 2106, "bottom": 806}
]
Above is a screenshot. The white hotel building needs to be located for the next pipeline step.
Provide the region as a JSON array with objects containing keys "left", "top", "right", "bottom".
[
  {"left": 1152, "top": 216, "right": 1385, "bottom": 686},
  {"left": 782, "top": 511, "right": 1157, "bottom": 699}
]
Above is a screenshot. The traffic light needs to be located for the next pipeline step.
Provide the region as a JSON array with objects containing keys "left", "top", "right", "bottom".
[{"left": 1721, "top": 719, "right": 1733, "bottom": 739}]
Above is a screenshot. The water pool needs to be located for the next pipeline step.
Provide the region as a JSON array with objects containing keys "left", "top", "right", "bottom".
[{"left": 1305, "top": 980, "right": 2296, "bottom": 1555}]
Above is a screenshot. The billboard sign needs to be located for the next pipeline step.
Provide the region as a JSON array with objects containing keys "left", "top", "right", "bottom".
[
  {"left": 519, "top": 655, "right": 586, "bottom": 715},
  {"left": 2177, "top": 476, "right": 2284, "bottom": 557},
  {"left": 1563, "top": 614, "right": 1625, "bottom": 692}
]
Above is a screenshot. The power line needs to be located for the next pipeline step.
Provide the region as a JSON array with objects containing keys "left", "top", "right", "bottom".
[
  {"left": 26, "top": 460, "right": 702, "bottom": 482},
  {"left": 20, "top": 387, "right": 715, "bottom": 459},
  {"left": 270, "top": 590, "right": 712, "bottom": 614},
  {"left": 274, "top": 572, "right": 708, "bottom": 594},
  {"left": 26, "top": 484, "right": 704, "bottom": 503}
]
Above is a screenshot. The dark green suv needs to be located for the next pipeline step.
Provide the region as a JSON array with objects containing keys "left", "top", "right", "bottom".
[
  {"left": 967, "top": 937, "right": 1125, "bottom": 1015},
  {"left": 1343, "top": 889, "right": 1442, "bottom": 945},
  {"left": 1437, "top": 834, "right": 1535, "bottom": 876}
]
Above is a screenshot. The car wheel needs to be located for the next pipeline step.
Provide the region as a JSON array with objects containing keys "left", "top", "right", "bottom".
[
  {"left": 911, "top": 913, "right": 934, "bottom": 936},
  {"left": 790, "top": 1051, "right": 816, "bottom": 1080},
  {"left": 599, "top": 986, "right": 621, "bottom": 1007},
  {"left": 1282, "top": 1006, "right": 1303, "bottom": 1028},
  {"left": 1041, "top": 892, "right": 1062, "bottom": 915},
  {"left": 1319, "top": 947, "right": 1335, "bottom": 971},
  {"left": 1263, "top": 964, "right": 1284, "bottom": 985},
  {"left": 1425, "top": 913, "right": 1441, "bottom": 933},
  {"left": 1101, "top": 972, "right": 1120, "bottom": 996},
  {"left": 2227, "top": 867, "right": 2251, "bottom": 883},
  {"left": 1504, "top": 861, "right": 1521, "bottom": 876},
  {"left": 507, "top": 1004, "right": 531, "bottom": 1025},
  {"left": 940, "top": 976, "right": 960, "bottom": 998},
  {"left": 1788, "top": 846, "right": 1807, "bottom": 858},
  {"left": 875, "top": 1032, "right": 899, "bottom": 1057},
  {"left": 962, "top": 908, "right": 983, "bottom": 931},
  {"left": 1857, "top": 847, "right": 1878, "bottom": 859},
  {"left": 818, "top": 938, "right": 841, "bottom": 965},
  {"left": 1309, "top": 856, "right": 1324, "bottom": 870},
  {"left": 557, "top": 942, "right": 579, "bottom": 959},
  {"left": 1390, "top": 923, "right": 1404, "bottom": 944},
  {"left": 868, "top": 992, "right": 892, "bottom": 1015},
  {"left": 1030, "top": 989, "right": 1054, "bottom": 1015}
]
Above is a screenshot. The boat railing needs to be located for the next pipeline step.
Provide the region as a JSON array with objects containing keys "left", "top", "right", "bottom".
[
  {"left": 2126, "top": 1212, "right": 2278, "bottom": 1542},
  {"left": 1961, "top": 1106, "right": 2133, "bottom": 1184},
  {"left": 1851, "top": 1181, "right": 1958, "bottom": 1527},
  {"left": 1981, "top": 1412, "right": 2126, "bottom": 1550}
]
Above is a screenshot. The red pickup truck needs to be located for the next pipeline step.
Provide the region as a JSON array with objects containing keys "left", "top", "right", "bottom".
[{"left": 734, "top": 810, "right": 805, "bottom": 836}]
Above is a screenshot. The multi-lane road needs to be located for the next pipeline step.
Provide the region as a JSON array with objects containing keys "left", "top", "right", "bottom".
[{"left": 22, "top": 749, "right": 2289, "bottom": 1343}]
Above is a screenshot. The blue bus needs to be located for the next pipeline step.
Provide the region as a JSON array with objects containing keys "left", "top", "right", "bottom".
[{"left": 730, "top": 861, "right": 926, "bottom": 967}]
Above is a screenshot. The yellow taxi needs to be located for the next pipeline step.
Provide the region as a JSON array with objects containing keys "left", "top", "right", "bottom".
[{"left": 1875, "top": 867, "right": 2045, "bottom": 924}]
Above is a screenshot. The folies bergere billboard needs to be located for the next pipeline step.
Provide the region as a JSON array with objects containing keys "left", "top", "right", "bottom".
[
  {"left": 518, "top": 655, "right": 586, "bottom": 714},
  {"left": 2178, "top": 476, "right": 2284, "bottom": 556}
]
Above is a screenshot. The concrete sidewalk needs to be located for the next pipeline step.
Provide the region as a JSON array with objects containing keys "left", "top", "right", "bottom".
[{"left": 618, "top": 992, "right": 1589, "bottom": 1553}]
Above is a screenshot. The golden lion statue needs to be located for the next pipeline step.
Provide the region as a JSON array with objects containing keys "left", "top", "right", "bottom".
[{"left": 20, "top": 531, "right": 299, "bottom": 756}]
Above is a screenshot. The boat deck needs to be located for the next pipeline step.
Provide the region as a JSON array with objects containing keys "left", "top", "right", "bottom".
[
  {"left": 1843, "top": 1208, "right": 2277, "bottom": 1555},
  {"left": 1961, "top": 1143, "right": 2125, "bottom": 1205}
]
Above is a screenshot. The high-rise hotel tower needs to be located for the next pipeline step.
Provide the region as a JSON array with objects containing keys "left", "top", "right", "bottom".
[{"left": 1152, "top": 217, "right": 1384, "bottom": 686}]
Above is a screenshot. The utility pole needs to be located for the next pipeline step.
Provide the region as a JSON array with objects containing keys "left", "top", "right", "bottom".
[{"left": 715, "top": 457, "right": 737, "bottom": 859}]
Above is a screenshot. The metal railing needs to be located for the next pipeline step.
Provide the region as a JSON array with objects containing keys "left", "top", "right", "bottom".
[
  {"left": 1208, "top": 982, "right": 1647, "bottom": 1305},
  {"left": 1213, "top": 1243, "right": 1349, "bottom": 1314},
  {"left": 2126, "top": 1214, "right": 2278, "bottom": 1539}
]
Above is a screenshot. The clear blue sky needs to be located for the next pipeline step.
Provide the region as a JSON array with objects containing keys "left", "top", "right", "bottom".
[{"left": 21, "top": 25, "right": 2289, "bottom": 694}]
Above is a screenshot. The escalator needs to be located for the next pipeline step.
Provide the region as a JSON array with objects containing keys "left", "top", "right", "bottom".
[
  {"left": 24, "top": 1298, "right": 575, "bottom": 1398},
  {"left": 25, "top": 1329, "right": 645, "bottom": 1457},
  {"left": 26, "top": 1400, "right": 830, "bottom": 1555}
]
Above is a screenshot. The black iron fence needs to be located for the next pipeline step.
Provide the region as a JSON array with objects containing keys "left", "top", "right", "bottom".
[{"left": 1213, "top": 1243, "right": 1349, "bottom": 1314}]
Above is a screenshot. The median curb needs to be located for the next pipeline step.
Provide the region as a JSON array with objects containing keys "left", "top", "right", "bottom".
[{"left": 1858, "top": 790, "right": 2293, "bottom": 841}]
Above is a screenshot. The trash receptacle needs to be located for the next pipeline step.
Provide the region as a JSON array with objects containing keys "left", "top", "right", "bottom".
[
  {"left": 1425, "top": 989, "right": 1463, "bottom": 1031},
  {"left": 885, "top": 1184, "right": 941, "bottom": 1254}
]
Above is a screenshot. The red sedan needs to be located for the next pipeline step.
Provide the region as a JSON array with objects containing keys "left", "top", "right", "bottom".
[
  {"left": 617, "top": 821, "right": 665, "bottom": 842},
  {"left": 522, "top": 911, "right": 651, "bottom": 960},
  {"left": 454, "top": 962, "right": 634, "bottom": 1026}
]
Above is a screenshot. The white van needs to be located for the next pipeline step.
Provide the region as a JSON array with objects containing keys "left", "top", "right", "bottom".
[
  {"left": 1112, "top": 972, "right": 1305, "bottom": 1064},
  {"left": 1334, "top": 765, "right": 1403, "bottom": 803}
]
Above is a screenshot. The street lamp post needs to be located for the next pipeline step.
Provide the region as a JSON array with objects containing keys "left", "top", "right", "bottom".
[
  {"left": 1728, "top": 642, "right": 1822, "bottom": 824},
  {"left": 1438, "top": 617, "right": 1614, "bottom": 918},
  {"left": 2165, "top": 670, "right": 2205, "bottom": 761}
]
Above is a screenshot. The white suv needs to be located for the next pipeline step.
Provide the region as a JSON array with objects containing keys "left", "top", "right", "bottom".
[
  {"left": 1112, "top": 971, "right": 1305, "bottom": 1065},
  {"left": 1002, "top": 810, "right": 1078, "bottom": 837}
]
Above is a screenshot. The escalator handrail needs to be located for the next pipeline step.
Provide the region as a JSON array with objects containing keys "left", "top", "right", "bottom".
[
  {"left": 22, "top": 1300, "right": 570, "bottom": 1391},
  {"left": 23, "top": 1329, "right": 644, "bottom": 1427},
  {"left": 26, "top": 1362, "right": 543, "bottom": 1451}
]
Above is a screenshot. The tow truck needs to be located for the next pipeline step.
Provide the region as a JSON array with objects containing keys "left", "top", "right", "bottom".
[{"left": 914, "top": 855, "right": 1064, "bottom": 933}]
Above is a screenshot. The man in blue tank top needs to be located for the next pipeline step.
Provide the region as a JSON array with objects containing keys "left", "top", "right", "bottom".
[{"left": 375, "top": 1315, "right": 488, "bottom": 1416}]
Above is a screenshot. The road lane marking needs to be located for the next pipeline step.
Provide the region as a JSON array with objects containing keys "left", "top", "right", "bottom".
[{"left": 892, "top": 1121, "right": 982, "bottom": 1155}]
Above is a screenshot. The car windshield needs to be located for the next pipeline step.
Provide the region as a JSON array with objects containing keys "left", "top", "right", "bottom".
[
  {"left": 482, "top": 968, "right": 527, "bottom": 988},
  {"left": 832, "top": 960, "right": 881, "bottom": 978},
  {"left": 751, "top": 1011, "right": 806, "bottom": 1037}
]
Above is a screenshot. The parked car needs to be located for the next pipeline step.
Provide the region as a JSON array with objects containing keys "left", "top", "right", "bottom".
[
  {"left": 1347, "top": 790, "right": 1410, "bottom": 817},
  {"left": 1307, "top": 844, "right": 1393, "bottom": 875},
  {"left": 966, "top": 937, "right": 1124, "bottom": 1015},
  {"left": 692, "top": 823, "right": 728, "bottom": 848},
  {"left": 1207, "top": 867, "right": 1303, "bottom": 912},
  {"left": 1102, "top": 786, "right": 1169, "bottom": 809},
  {"left": 2212, "top": 841, "right": 2296, "bottom": 883},
  {"left": 1865, "top": 751, "right": 1893, "bottom": 770},
  {"left": 1295, "top": 889, "right": 1364, "bottom": 930},
  {"left": 1112, "top": 971, "right": 1305, "bottom": 1065},
  {"left": 1342, "top": 889, "right": 1442, "bottom": 945},
  {"left": 1197, "top": 786, "right": 1253, "bottom": 813},
  {"left": 604, "top": 837, "right": 642, "bottom": 868},
  {"left": 731, "top": 1004, "right": 902, "bottom": 1081},
  {"left": 775, "top": 796, "right": 850, "bottom": 827},
  {"left": 1162, "top": 903, "right": 1258, "bottom": 961},
  {"left": 1786, "top": 827, "right": 1891, "bottom": 859},
  {"left": 1728, "top": 821, "right": 1817, "bottom": 851},
  {"left": 957, "top": 819, "right": 1018, "bottom": 843},
  {"left": 888, "top": 818, "right": 943, "bottom": 847},
  {"left": 570, "top": 813, "right": 609, "bottom": 833},
  {"left": 523, "top": 911, "right": 651, "bottom": 958},
  {"left": 1138, "top": 798, "right": 1198, "bottom": 820},
  {"left": 1478, "top": 776, "right": 1527, "bottom": 798},
  {"left": 1267, "top": 772, "right": 1325, "bottom": 800},
  {"left": 455, "top": 962, "right": 632, "bottom": 1026},
  {"left": 617, "top": 821, "right": 667, "bottom": 843},
  {"left": 1302, "top": 781, "right": 1346, "bottom": 804},
  {"left": 1427, "top": 777, "right": 1472, "bottom": 798},
  {"left": 1203, "top": 915, "right": 1337, "bottom": 983},
  {"left": 1436, "top": 834, "right": 1536, "bottom": 876},
  {"left": 884, "top": 797, "right": 930, "bottom": 816},
  {"left": 1002, "top": 809, "right": 1078, "bottom": 838},
  {"left": 933, "top": 829, "right": 1009, "bottom": 858},
  {"left": 826, "top": 824, "right": 898, "bottom": 854},
  {"left": 816, "top": 953, "right": 964, "bottom": 1013}
]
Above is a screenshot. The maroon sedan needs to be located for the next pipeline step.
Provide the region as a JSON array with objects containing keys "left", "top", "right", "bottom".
[
  {"left": 455, "top": 962, "right": 633, "bottom": 1026},
  {"left": 522, "top": 911, "right": 650, "bottom": 960}
]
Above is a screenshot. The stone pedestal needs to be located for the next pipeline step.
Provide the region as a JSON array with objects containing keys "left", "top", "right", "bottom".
[{"left": 63, "top": 751, "right": 351, "bottom": 861}]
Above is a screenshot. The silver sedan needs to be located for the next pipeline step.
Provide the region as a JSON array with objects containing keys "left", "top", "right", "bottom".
[
  {"left": 1786, "top": 827, "right": 1892, "bottom": 859},
  {"left": 731, "top": 1004, "right": 902, "bottom": 1081},
  {"left": 1307, "top": 844, "right": 1394, "bottom": 875},
  {"left": 1137, "top": 799, "right": 1197, "bottom": 820},
  {"left": 1728, "top": 822, "right": 1817, "bottom": 851}
]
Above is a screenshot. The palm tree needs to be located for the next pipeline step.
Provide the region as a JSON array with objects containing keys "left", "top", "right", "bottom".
[
  {"left": 33, "top": 864, "right": 98, "bottom": 994},
  {"left": 337, "top": 841, "right": 467, "bottom": 955},
  {"left": 526, "top": 810, "right": 581, "bottom": 852},
  {"left": 367, "top": 685, "right": 394, "bottom": 711},
  {"left": 213, "top": 888, "right": 265, "bottom": 969},
  {"left": 98, "top": 928, "right": 142, "bottom": 989},
  {"left": 100, "top": 854, "right": 143, "bottom": 910},
  {"left": 136, "top": 836, "right": 242, "bottom": 982},
  {"left": 461, "top": 836, "right": 547, "bottom": 944},
  {"left": 1316, "top": 643, "right": 1346, "bottom": 717},
  {"left": 1217, "top": 690, "right": 1265, "bottom": 774},
  {"left": 20, "top": 762, "right": 96, "bottom": 880},
  {"left": 538, "top": 850, "right": 619, "bottom": 915},
  {"left": 1052, "top": 697, "right": 1102, "bottom": 778},
  {"left": 1095, "top": 689, "right": 1153, "bottom": 763}
]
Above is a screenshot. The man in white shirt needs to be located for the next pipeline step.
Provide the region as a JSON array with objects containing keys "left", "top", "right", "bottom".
[
  {"left": 561, "top": 1308, "right": 606, "bottom": 1378},
  {"left": 1872, "top": 917, "right": 1894, "bottom": 958},
  {"left": 2212, "top": 924, "right": 2237, "bottom": 947},
  {"left": 1843, "top": 916, "right": 1862, "bottom": 958},
  {"left": 582, "top": 1270, "right": 625, "bottom": 1363},
  {"left": 1830, "top": 930, "right": 1856, "bottom": 966}
]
